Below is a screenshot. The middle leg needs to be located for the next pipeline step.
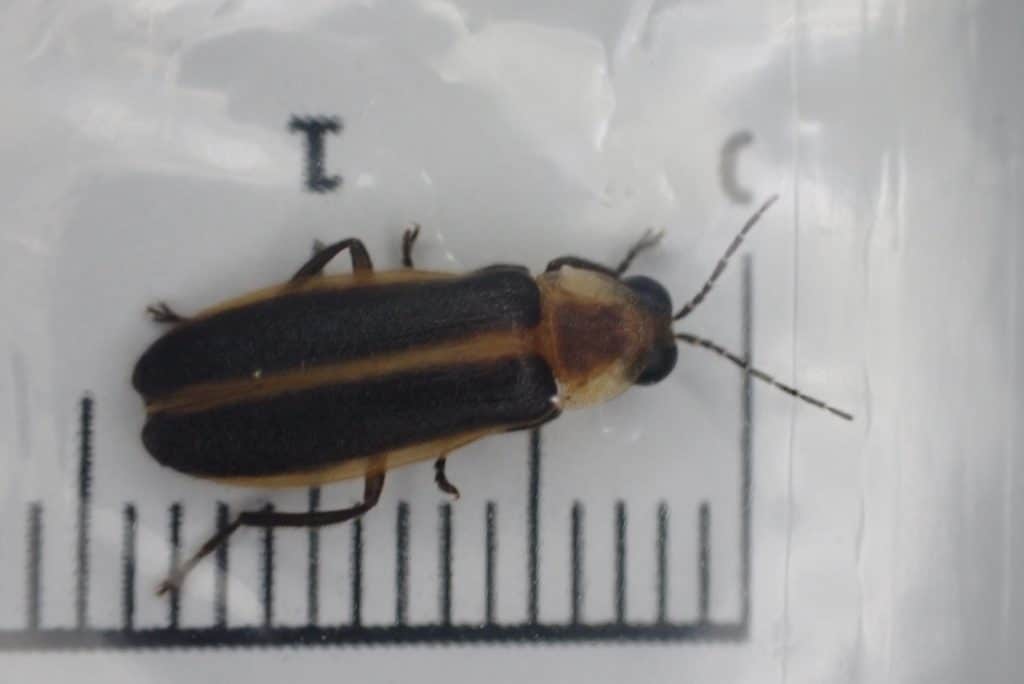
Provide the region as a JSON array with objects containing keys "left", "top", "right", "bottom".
[
  {"left": 434, "top": 457, "right": 460, "bottom": 500},
  {"left": 402, "top": 223, "right": 421, "bottom": 268}
]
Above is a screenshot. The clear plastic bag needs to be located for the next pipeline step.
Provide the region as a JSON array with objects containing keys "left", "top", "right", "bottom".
[{"left": 2, "top": 1, "right": 1021, "bottom": 682}]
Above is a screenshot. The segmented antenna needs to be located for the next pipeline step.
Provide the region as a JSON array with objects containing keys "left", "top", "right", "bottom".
[
  {"left": 675, "top": 332, "right": 853, "bottom": 421},
  {"left": 674, "top": 195, "right": 779, "bottom": 320}
]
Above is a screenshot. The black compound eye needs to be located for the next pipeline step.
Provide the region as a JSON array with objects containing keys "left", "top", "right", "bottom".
[
  {"left": 623, "top": 275, "right": 673, "bottom": 318},
  {"left": 635, "top": 343, "right": 678, "bottom": 385}
]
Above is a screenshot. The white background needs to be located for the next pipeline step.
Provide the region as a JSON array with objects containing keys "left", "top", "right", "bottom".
[{"left": 1, "top": 0, "right": 1022, "bottom": 682}]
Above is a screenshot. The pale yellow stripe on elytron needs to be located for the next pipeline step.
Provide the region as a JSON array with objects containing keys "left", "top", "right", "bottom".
[
  {"left": 208, "top": 429, "right": 496, "bottom": 488},
  {"left": 191, "top": 269, "right": 457, "bottom": 321},
  {"left": 148, "top": 328, "right": 538, "bottom": 416}
]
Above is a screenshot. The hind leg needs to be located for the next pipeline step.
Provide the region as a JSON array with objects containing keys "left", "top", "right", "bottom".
[{"left": 157, "top": 466, "right": 386, "bottom": 595}]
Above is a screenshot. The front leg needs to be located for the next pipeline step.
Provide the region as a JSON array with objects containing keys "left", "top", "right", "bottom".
[
  {"left": 544, "top": 256, "right": 617, "bottom": 277},
  {"left": 146, "top": 301, "right": 188, "bottom": 324},
  {"left": 546, "top": 228, "right": 665, "bottom": 277},
  {"left": 614, "top": 228, "right": 664, "bottom": 275}
]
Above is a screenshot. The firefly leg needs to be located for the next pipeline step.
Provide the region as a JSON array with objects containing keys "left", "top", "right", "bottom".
[
  {"left": 156, "top": 468, "right": 386, "bottom": 596},
  {"left": 433, "top": 457, "right": 460, "bottom": 500},
  {"left": 291, "top": 238, "right": 373, "bottom": 281},
  {"left": 402, "top": 224, "right": 421, "bottom": 268},
  {"left": 546, "top": 229, "right": 664, "bottom": 277},
  {"left": 544, "top": 256, "right": 618, "bottom": 277},
  {"left": 475, "top": 264, "right": 531, "bottom": 276},
  {"left": 614, "top": 228, "right": 665, "bottom": 275},
  {"left": 146, "top": 301, "right": 188, "bottom": 324}
]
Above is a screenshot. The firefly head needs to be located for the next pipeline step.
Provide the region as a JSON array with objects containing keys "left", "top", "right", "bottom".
[{"left": 622, "top": 275, "right": 678, "bottom": 385}]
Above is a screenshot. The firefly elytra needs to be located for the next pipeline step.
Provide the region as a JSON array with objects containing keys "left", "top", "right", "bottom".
[{"left": 133, "top": 196, "right": 851, "bottom": 594}]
